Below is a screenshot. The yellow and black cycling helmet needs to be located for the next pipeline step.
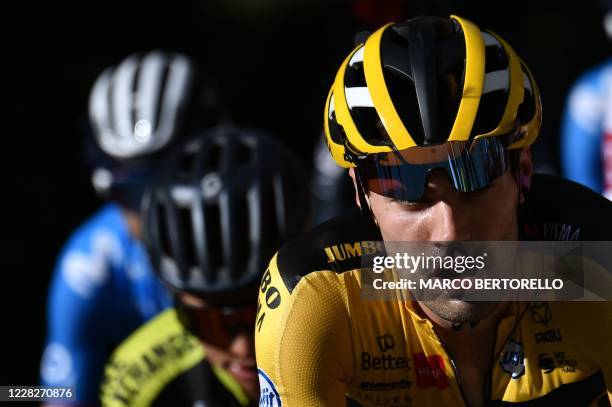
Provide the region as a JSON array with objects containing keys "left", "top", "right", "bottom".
[{"left": 324, "top": 15, "right": 542, "bottom": 169}]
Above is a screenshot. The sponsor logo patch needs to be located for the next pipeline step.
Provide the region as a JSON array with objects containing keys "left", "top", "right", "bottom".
[
  {"left": 362, "top": 334, "right": 410, "bottom": 371},
  {"left": 530, "top": 302, "right": 552, "bottom": 327},
  {"left": 258, "top": 369, "right": 282, "bottom": 407},
  {"left": 534, "top": 328, "right": 562, "bottom": 344},
  {"left": 40, "top": 343, "right": 73, "bottom": 384},
  {"left": 538, "top": 353, "right": 555, "bottom": 374},
  {"left": 361, "top": 352, "right": 410, "bottom": 371},
  {"left": 500, "top": 340, "right": 525, "bottom": 379},
  {"left": 324, "top": 241, "right": 384, "bottom": 263},
  {"left": 413, "top": 352, "right": 449, "bottom": 389},
  {"left": 377, "top": 334, "right": 395, "bottom": 352},
  {"left": 355, "top": 391, "right": 413, "bottom": 407},
  {"left": 537, "top": 352, "right": 578, "bottom": 374},
  {"left": 359, "top": 378, "right": 411, "bottom": 391}
]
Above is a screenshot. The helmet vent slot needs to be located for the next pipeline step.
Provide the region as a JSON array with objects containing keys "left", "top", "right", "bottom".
[
  {"left": 206, "top": 140, "right": 222, "bottom": 171},
  {"left": 178, "top": 207, "right": 198, "bottom": 274},
  {"left": 179, "top": 150, "right": 198, "bottom": 175},
  {"left": 204, "top": 202, "right": 223, "bottom": 280},
  {"left": 153, "top": 64, "right": 171, "bottom": 134},
  {"left": 158, "top": 202, "right": 172, "bottom": 258},
  {"left": 235, "top": 140, "right": 253, "bottom": 165},
  {"left": 231, "top": 195, "right": 250, "bottom": 278}
]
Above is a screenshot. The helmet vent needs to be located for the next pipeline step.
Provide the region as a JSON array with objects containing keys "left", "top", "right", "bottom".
[
  {"left": 158, "top": 202, "right": 172, "bottom": 258},
  {"left": 384, "top": 70, "right": 425, "bottom": 143},
  {"left": 517, "top": 65, "right": 535, "bottom": 124},
  {"left": 206, "top": 139, "right": 222, "bottom": 171},
  {"left": 204, "top": 202, "right": 223, "bottom": 279},
  {"left": 129, "top": 58, "right": 142, "bottom": 133},
  {"left": 328, "top": 106, "right": 347, "bottom": 145},
  {"left": 153, "top": 63, "right": 171, "bottom": 134},
  {"left": 178, "top": 207, "right": 198, "bottom": 276},
  {"left": 235, "top": 139, "right": 253, "bottom": 165},
  {"left": 262, "top": 182, "right": 280, "bottom": 254},
  {"left": 470, "top": 33, "right": 510, "bottom": 137},
  {"left": 179, "top": 150, "right": 198, "bottom": 175},
  {"left": 106, "top": 76, "right": 117, "bottom": 137},
  {"left": 232, "top": 195, "right": 250, "bottom": 277},
  {"left": 344, "top": 45, "right": 392, "bottom": 146},
  {"left": 484, "top": 41, "right": 508, "bottom": 72}
]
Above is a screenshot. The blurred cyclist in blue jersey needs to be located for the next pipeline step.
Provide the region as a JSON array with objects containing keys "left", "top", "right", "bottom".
[
  {"left": 561, "top": 0, "right": 612, "bottom": 200},
  {"left": 561, "top": 61, "right": 612, "bottom": 199},
  {"left": 40, "top": 50, "right": 220, "bottom": 405}
]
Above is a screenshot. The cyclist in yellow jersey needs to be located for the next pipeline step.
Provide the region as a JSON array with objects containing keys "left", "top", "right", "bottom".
[
  {"left": 255, "top": 15, "right": 612, "bottom": 407},
  {"left": 99, "top": 127, "right": 309, "bottom": 406}
]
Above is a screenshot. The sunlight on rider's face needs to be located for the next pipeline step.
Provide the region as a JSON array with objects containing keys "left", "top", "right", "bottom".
[
  {"left": 367, "top": 170, "right": 520, "bottom": 324},
  {"left": 369, "top": 169, "right": 520, "bottom": 242}
]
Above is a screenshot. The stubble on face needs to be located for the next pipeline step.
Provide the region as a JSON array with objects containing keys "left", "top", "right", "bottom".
[
  {"left": 367, "top": 170, "right": 520, "bottom": 324},
  {"left": 420, "top": 298, "right": 500, "bottom": 324}
]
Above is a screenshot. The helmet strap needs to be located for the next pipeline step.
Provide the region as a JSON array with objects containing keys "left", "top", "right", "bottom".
[
  {"left": 355, "top": 169, "right": 378, "bottom": 227},
  {"left": 515, "top": 164, "right": 537, "bottom": 239}
]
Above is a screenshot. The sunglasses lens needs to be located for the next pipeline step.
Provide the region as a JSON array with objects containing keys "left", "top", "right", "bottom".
[
  {"left": 358, "top": 137, "right": 511, "bottom": 201},
  {"left": 179, "top": 305, "right": 257, "bottom": 348}
]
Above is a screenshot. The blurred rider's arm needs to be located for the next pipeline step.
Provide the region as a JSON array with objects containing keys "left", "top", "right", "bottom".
[
  {"left": 40, "top": 230, "right": 118, "bottom": 406},
  {"left": 561, "top": 70, "right": 605, "bottom": 193}
]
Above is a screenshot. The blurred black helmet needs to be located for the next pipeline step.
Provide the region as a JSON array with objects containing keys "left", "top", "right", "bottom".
[
  {"left": 142, "top": 126, "right": 309, "bottom": 304},
  {"left": 85, "top": 50, "right": 220, "bottom": 208}
]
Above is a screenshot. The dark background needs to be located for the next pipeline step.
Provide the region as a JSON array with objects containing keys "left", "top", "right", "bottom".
[{"left": 4, "top": 0, "right": 609, "bottom": 385}]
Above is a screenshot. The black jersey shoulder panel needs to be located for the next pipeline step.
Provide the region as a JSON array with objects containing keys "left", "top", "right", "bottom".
[
  {"left": 276, "top": 208, "right": 382, "bottom": 293},
  {"left": 526, "top": 175, "right": 612, "bottom": 240}
]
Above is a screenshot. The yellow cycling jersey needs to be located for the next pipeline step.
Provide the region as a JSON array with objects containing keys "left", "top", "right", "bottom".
[
  {"left": 255, "top": 176, "right": 612, "bottom": 406},
  {"left": 100, "top": 308, "right": 249, "bottom": 407}
]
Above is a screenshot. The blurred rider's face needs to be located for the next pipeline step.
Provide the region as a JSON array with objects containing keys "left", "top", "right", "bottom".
[
  {"left": 178, "top": 293, "right": 259, "bottom": 402},
  {"left": 202, "top": 332, "right": 258, "bottom": 401},
  {"left": 350, "top": 148, "right": 533, "bottom": 324}
]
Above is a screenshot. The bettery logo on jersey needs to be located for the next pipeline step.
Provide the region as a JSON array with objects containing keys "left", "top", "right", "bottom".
[
  {"left": 377, "top": 334, "right": 395, "bottom": 352},
  {"left": 500, "top": 340, "right": 525, "bottom": 379},
  {"left": 258, "top": 369, "right": 282, "bottom": 407},
  {"left": 362, "top": 334, "right": 410, "bottom": 371},
  {"left": 413, "top": 352, "right": 449, "bottom": 389}
]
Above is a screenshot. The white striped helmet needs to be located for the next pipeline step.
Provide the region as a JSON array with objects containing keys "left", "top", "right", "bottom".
[{"left": 89, "top": 51, "right": 196, "bottom": 160}]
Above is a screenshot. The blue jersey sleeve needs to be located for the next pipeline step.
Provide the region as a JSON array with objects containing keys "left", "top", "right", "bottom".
[
  {"left": 40, "top": 204, "right": 172, "bottom": 404},
  {"left": 561, "top": 69, "right": 606, "bottom": 193},
  {"left": 41, "top": 228, "right": 122, "bottom": 403}
]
